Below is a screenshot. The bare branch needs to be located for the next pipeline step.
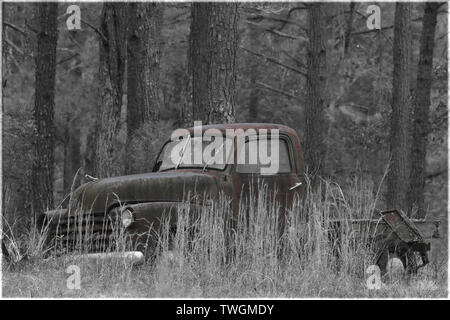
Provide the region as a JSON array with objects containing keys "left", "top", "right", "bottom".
[
  {"left": 426, "top": 169, "right": 447, "bottom": 180},
  {"left": 4, "top": 38, "right": 24, "bottom": 55},
  {"left": 3, "top": 22, "right": 27, "bottom": 36},
  {"left": 57, "top": 12, "right": 71, "bottom": 22},
  {"left": 246, "top": 10, "right": 305, "bottom": 29},
  {"left": 68, "top": 33, "right": 82, "bottom": 49},
  {"left": 352, "top": 17, "right": 422, "bottom": 36},
  {"left": 256, "top": 82, "right": 302, "bottom": 101},
  {"left": 166, "top": 3, "right": 191, "bottom": 9},
  {"left": 81, "top": 19, "right": 107, "bottom": 42},
  {"left": 353, "top": 10, "right": 369, "bottom": 20},
  {"left": 288, "top": 6, "right": 308, "bottom": 15},
  {"left": 352, "top": 25, "right": 394, "bottom": 36},
  {"left": 240, "top": 46, "right": 307, "bottom": 77},
  {"left": 278, "top": 6, "right": 309, "bottom": 31},
  {"left": 57, "top": 53, "right": 79, "bottom": 65},
  {"left": 281, "top": 50, "right": 306, "bottom": 69},
  {"left": 25, "top": 20, "right": 38, "bottom": 34},
  {"left": 246, "top": 21, "right": 307, "bottom": 41}
]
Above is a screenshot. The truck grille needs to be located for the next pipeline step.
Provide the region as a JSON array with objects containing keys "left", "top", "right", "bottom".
[{"left": 49, "top": 212, "right": 125, "bottom": 253}]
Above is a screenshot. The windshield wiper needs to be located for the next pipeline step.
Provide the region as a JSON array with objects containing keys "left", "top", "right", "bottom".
[
  {"left": 202, "top": 142, "right": 225, "bottom": 172},
  {"left": 175, "top": 135, "right": 191, "bottom": 169}
]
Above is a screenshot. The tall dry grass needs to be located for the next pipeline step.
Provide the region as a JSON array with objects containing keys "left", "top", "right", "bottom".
[
  {"left": 2, "top": 176, "right": 447, "bottom": 297},
  {"left": 150, "top": 177, "right": 383, "bottom": 296}
]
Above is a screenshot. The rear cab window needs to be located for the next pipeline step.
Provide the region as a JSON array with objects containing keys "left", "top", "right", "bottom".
[{"left": 236, "top": 135, "right": 293, "bottom": 175}]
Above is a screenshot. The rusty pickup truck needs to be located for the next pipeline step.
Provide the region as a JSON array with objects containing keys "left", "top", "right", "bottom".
[{"left": 40, "top": 123, "right": 440, "bottom": 273}]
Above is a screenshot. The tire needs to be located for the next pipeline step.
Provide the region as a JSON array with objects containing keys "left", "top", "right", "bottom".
[
  {"left": 399, "top": 251, "right": 419, "bottom": 275},
  {"left": 2, "top": 241, "right": 10, "bottom": 261},
  {"left": 375, "top": 248, "right": 389, "bottom": 275}
]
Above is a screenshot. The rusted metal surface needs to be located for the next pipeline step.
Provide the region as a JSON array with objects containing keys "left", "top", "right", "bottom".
[
  {"left": 372, "top": 210, "right": 436, "bottom": 273},
  {"left": 381, "top": 209, "right": 424, "bottom": 243},
  {"left": 70, "top": 171, "right": 223, "bottom": 214},
  {"left": 334, "top": 217, "right": 440, "bottom": 241},
  {"left": 55, "top": 123, "right": 304, "bottom": 216}
]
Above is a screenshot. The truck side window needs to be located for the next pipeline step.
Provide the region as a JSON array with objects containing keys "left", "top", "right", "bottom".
[{"left": 236, "top": 138, "right": 292, "bottom": 174}]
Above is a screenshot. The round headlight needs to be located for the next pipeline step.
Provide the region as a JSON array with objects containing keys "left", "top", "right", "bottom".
[{"left": 121, "top": 208, "right": 134, "bottom": 228}]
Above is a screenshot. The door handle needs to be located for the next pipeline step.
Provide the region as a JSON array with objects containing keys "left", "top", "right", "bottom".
[{"left": 289, "top": 182, "right": 302, "bottom": 191}]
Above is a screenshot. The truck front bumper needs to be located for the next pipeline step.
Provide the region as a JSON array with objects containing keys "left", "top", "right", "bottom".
[{"left": 72, "top": 251, "right": 144, "bottom": 265}]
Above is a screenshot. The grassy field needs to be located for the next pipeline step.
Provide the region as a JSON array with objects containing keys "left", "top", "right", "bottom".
[
  {"left": 2, "top": 254, "right": 446, "bottom": 298},
  {"left": 2, "top": 178, "right": 447, "bottom": 298}
]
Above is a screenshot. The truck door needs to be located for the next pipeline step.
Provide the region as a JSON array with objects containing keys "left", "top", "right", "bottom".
[{"left": 231, "top": 134, "right": 302, "bottom": 218}]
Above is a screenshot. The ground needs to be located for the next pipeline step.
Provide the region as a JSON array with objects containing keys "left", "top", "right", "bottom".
[{"left": 2, "top": 254, "right": 446, "bottom": 298}]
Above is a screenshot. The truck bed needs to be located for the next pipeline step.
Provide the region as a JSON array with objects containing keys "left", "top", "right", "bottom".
[{"left": 330, "top": 210, "right": 440, "bottom": 241}]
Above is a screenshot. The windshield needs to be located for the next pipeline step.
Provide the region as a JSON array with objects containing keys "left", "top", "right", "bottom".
[{"left": 157, "top": 136, "right": 233, "bottom": 171}]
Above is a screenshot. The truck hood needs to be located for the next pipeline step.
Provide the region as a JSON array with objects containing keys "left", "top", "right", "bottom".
[{"left": 71, "top": 171, "right": 222, "bottom": 213}]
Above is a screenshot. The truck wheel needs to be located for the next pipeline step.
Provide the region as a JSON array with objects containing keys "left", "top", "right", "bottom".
[
  {"left": 399, "top": 251, "right": 418, "bottom": 275},
  {"left": 373, "top": 235, "right": 390, "bottom": 275},
  {"left": 2, "top": 241, "right": 10, "bottom": 261},
  {"left": 375, "top": 248, "right": 389, "bottom": 275}
]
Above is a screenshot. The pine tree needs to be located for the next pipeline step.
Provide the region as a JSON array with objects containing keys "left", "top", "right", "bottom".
[
  {"left": 31, "top": 3, "right": 58, "bottom": 216},
  {"left": 189, "top": 3, "right": 239, "bottom": 124}
]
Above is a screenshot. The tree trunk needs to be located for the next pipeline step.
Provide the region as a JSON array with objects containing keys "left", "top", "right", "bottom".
[
  {"left": 63, "top": 124, "right": 70, "bottom": 195},
  {"left": 408, "top": 3, "right": 439, "bottom": 218},
  {"left": 84, "top": 128, "right": 96, "bottom": 176},
  {"left": 126, "top": 2, "right": 163, "bottom": 174},
  {"left": 247, "top": 24, "right": 259, "bottom": 121},
  {"left": 71, "top": 127, "right": 81, "bottom": 182},
  {"left": 174, "top": 66, "right": 192, "bottom": 128},
  {"left": 94, "top": 3, "right": 127, "bottom": 178},
  {"left": 31, "top": 3, "right": 58, "bottom": 216},
  {"left": 63, "top": 124, "right": 81, "bottom": 195},
  {"left": 189, "top": 3, "right": 239, "bottom": 125},
  {"left": 344, "top": 2, "right": 355, "bottom": 55},
  {"left": 304, "top": 3, "right": 327, "bottom": 179},
  {"left": 387, "top": 3, "right": 412, "bottom": 212}
]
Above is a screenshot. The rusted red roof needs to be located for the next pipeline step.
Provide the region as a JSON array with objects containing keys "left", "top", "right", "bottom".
[{"left": 184, "top": 123, "right": 297, "bottom": 136}]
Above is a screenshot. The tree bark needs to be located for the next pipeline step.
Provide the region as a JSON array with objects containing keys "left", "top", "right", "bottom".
[
  {"left": 304, "top": 3, "right": 327, "bottom": 179},
  {"left": 71, "top": 127, "right": 81, "bottom": 184},
  {"left": 408, "top": 3, "right": 439, "bottom": 218},
  {"left": 247, "top": 24, "right": 259, "bottom": 121},
  {"left": 84, "top": 128, "right": 96, "bottom": 176},
  {"left": 126, "top": 3, "right": 163, "bottom": 174},
  {"left": 31, "top": 3, "right": 58, "bottom": 216},
  {"left": 189, "top": 3, "right": 239, "bottom": 125},
  {"left": 344, "top": 2, "right": 355, "bottom": 55},
  {"left": 387, "top": 3, "right": 412, "bottom": 212},
  {"left": 63, "top": 124, "right": 81, "bottom": 195},
  {"left": 94, "top": 3, "right": 127, "bottom": 178},
  {"left": 174, "top": 66, "right": 192, "bottom": 128},
  {"left": 63, "top": 124, "right": 70, "bottom": 195}
]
